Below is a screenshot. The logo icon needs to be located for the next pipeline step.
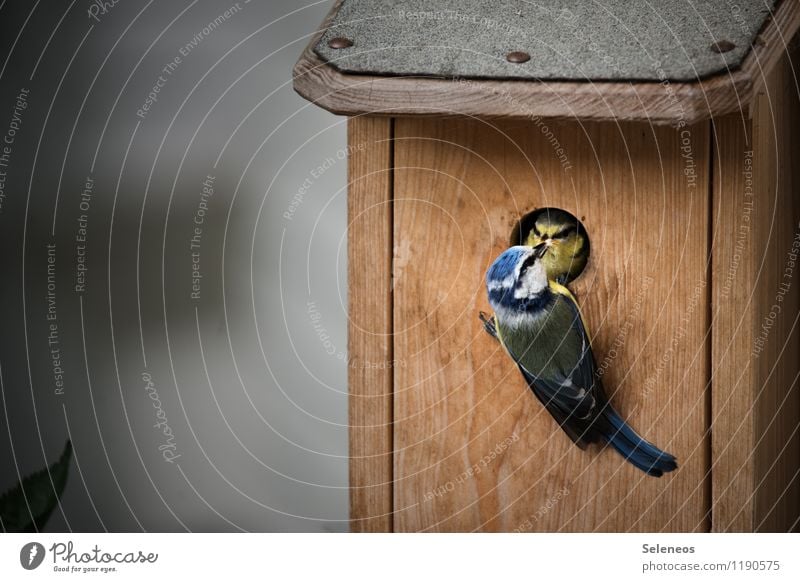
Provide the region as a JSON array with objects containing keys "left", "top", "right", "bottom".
[{"left": 20, "top": 542, "right": 46, "bottom": 570}]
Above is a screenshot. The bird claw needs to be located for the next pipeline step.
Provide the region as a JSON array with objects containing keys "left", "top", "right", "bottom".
[{"left": 479, "top": 311, "right": 498, "bottom": 339}]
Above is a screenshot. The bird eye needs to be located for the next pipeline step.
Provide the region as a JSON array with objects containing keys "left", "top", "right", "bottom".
[
  {"left": 520, "top": 253, "right": 538, "bottom": 273},
  {"left": 553, "top": 225, "right": 577, "bottom": 239}
]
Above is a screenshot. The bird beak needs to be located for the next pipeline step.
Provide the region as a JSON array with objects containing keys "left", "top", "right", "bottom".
[{"left": 533, "top": 242, "right": 548, "bottom": 259}]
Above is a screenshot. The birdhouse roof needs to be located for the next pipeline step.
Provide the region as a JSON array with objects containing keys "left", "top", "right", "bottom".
[
  {"left": 315, "top": 0, "right": 773, "bottom": 82},
  {"left": 294, "top": 0, "right": 799, "bottom": 123}
]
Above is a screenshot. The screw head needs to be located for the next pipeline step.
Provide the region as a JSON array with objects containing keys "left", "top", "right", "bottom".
[
  {"left": 710, "top": 40, "right": 736, "bottom": 53},
  {"left": 506, "top": 51, "right": 531, "bottom": 64},
  {"left": 328, "top": 37, "right": 353, "bottom": 49}
]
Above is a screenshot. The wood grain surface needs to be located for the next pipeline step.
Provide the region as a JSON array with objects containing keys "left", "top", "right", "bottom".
[
  {"left": 752, "top": 41, "right": 800, "bottom": 532},
  {"left": 391, "top": 117, "right": 710, "bottom": 531},
  {"left": 294, "top": 0, "right": 800, "bottom": 124},
  {"left": 347, "top": 117, "right": 394, "bottom": 532},
  {"left": 710, "top": 40, "right": 800, "bottom": 532}
]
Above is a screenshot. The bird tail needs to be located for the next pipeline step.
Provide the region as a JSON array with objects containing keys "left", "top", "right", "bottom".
[{"left": 599, "top": 405, "right": 677, "bottom": 477}]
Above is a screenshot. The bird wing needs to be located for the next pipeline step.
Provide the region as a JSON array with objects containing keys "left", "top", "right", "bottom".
[
  {"left": 514, "top": 363, "right": 596, "bottom": 447},
  {"left": 496, "top": 283, "right": 602, "bottom": 445},
  {"left": 545, "top": 281, "right": 599, "bottom": 410}
]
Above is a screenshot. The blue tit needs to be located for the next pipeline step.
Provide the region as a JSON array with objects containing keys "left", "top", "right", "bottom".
[
  {"left": 481, "top": 245, "right": 677, "bottom": 477},
  {"left": 511, "top": 207, "right": 590, "bottom": 284}
]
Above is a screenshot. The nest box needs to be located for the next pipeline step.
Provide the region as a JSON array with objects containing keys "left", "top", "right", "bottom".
[{"left": 294, "top": 0, "right": 800, "bottom": 532}]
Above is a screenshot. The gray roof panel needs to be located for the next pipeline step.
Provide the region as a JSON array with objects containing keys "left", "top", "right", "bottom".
[{"left": 314, "top": 0, "right": 777, "bottom": 82}]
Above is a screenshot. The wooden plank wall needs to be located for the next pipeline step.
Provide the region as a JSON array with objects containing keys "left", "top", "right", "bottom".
[
  {"left": 391, "top": 118, "right": 710, "bottom": 531},
  {"left": 752, "top": 42, "right": 800, "bottom": 532},
  {"left": 347, "top": 117, "right": 394, "bottom": 532},
  {"left": 347, "top": 44, "right": 800, "bottom": 533},
  {"left": 711, "top": 42, "right": 800, "bottom": 532}
]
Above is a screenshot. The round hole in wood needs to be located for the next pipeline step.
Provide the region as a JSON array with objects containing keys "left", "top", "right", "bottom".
[{"left": 509, "top": 207, "right": 591, "bottom": 284}]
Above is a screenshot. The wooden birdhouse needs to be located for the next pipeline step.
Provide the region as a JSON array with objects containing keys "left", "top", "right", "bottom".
[{"left": 294, "top": 0, "right": 800, "bottom": 532}]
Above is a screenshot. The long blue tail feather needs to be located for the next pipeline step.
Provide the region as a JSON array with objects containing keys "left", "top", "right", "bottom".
[{"left": 601, "top": 405, "right": 677, "bottom": 477}]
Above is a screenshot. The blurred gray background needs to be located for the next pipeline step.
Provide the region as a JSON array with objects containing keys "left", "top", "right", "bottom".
[{"left": 0, "top": 0, "right": 348, "bottom": 532}]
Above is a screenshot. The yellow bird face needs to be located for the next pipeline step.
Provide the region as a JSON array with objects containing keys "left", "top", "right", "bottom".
[{"left": 515, "top": 208, "right": 590, "bottom": 284}]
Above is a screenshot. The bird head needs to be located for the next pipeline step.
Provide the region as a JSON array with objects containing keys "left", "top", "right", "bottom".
[
  {"left": 513, "top": 208, "right": 590, "bottom": 284},
  {"left": 486, "top": 244, "right": 549, "bottom": 315}
]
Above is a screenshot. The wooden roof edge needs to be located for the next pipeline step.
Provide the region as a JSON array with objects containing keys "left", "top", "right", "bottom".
[{"left": 293, "top": 0, "right": 800, "bottom": 125}]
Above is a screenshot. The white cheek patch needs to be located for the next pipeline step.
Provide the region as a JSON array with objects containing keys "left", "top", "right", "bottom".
[
  {"left": 487, "top": 273, "right": 516, "bottom": 291},
  {"left": 514, "top": 261, "right": 547, "bottom": 299}
]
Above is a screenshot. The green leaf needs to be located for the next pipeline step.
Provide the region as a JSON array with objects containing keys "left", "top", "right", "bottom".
[{"left": 0, "top": 440, "right": 72, "bottom": 532}]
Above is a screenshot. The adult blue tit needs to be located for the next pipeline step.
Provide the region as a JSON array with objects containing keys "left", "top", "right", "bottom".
[
  {"left": 481, "top": 245, "right": 677, "bottom": 477},
  {"left": 511, "top": 207, "right": 590, "bottom": 284}
]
